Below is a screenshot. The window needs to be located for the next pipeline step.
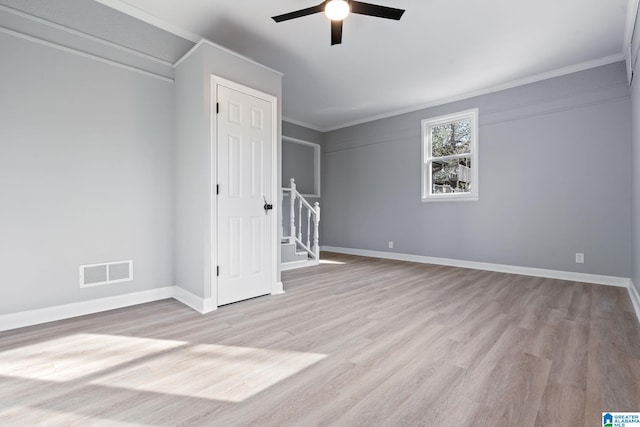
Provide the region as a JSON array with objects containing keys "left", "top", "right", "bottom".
[{"left": 421, "top": 108, "right": 478, "bottom": 201}]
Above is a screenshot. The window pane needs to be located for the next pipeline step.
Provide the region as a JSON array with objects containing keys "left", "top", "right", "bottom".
[
  {"left": 431, "top": 119, "right": 472, "bottom": 157},
  {"left": 431, "top": 158, "right": 472, "bottom": 194}
]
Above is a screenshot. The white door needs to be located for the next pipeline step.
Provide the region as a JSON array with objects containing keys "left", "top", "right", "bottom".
[{"left": 216, "top": 83, "right": 274, "bottom": 306}]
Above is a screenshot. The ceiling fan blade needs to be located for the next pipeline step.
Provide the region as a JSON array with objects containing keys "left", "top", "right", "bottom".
[
  {"left": 350, "top": 1, "right": 405, "bottom": 20},
  {"left": 331, "top": 20, "right": 343, "bottom": 45},
  {"left": 272, "top": 3, "right": 326, "bottom": 22}
]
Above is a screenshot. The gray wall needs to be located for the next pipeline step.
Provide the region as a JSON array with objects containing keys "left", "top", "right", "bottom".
[
  {"left": 323, "top": 62, "right": 632, "bottom": 277},
  {"left": 174, "top": 42, "right": 282, "bottom": 300},
  {"left": 282, "top": 121, "right": 324, "bottom": 242},
  {"left": 631, "top": 9, "right": 640, "bottom": 293},
  {"left": 282, "top": 121, "right": 324, "bottom": 195},
  {"left": 282, "top": 140, "right": 316, "bottom": 194},
  {"left": 0, "top": 32, "right": 174, "bottom": 314},
  {"left": 173, "top": 45, "right": 206, "bottom": 299}
]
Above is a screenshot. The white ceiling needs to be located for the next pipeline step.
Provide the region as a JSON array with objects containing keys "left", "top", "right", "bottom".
[{"left": 16, "top": 0, "right": 634, "bottom": 130}]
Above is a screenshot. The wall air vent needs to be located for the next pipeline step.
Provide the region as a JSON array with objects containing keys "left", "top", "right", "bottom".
[{"left": 79, "top": 260, "right": 133, "bottom": 288}]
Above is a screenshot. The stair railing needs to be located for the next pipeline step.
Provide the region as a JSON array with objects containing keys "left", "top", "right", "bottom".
[{"left": 282, "top": 178, "right": 320, "bottom": 260}]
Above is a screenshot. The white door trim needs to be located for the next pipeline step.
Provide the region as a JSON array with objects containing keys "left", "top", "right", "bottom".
[{"left": 210, "top": 75, "right": 280, "bottom": 308}]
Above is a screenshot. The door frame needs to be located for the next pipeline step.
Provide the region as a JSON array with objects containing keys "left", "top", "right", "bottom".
[{"left": 210, "top": 75, "right": 280, "bottom": 309}]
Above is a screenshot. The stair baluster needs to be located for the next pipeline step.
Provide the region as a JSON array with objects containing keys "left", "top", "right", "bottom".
[
  {"left": 281, "top": 178, "right": 321, "bottom": 269},
  {"left": 289, "top": 178, "right": 296, "bottom": 244},
  {"left": 313, "top": 202, "right": 320, "bottom": 257},
  {"left": 306, "top": 209, "right": 311, "bottom": 249},
  {"left": 298, "top": 199, "right": 302, "bottom": 242}
]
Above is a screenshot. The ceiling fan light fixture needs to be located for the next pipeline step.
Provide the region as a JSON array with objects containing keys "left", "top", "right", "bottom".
[{"left": 325, "top": 0, "right": 350, "bottom": 21}]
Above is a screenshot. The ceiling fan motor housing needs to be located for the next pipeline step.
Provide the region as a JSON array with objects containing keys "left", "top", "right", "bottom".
[{"left": 271, "top": 1, "right": 405, "bottom": 45}]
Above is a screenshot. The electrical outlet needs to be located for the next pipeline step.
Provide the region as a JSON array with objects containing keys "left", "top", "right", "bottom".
[
  {"left": 388, "top": 241, "right": 394, "bottom": 249},
  {"left": 575, "top": 253, "right": 584, "bottom": 264}
]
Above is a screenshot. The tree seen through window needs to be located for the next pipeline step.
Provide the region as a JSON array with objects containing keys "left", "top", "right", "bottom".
[{"left": 421, "top": 109, "right": 478, "bottom": 201}]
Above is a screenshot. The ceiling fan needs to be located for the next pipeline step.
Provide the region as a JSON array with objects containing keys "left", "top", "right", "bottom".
[{"left": 272, "top": 0, "right": 405, "bottom": 46}]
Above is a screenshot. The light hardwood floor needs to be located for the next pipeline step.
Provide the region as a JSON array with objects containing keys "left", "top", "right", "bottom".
[{"left": 1, "top": 252, "right": 639, "bottom": 426}]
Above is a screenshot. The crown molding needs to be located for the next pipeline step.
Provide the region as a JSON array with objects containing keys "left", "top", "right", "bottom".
[
  {"left": 0, "top": 25, "right": 173, "bottom": 82},
  {"left": 0, "top": 4, "right": 173, "bottom": 67},
  {"left": 319, "top": 53, "right": 625, "bottom": 132},
  {"left": 0, "top": 4, "right": 174, "bottom": 82},
  {"left": 94, "top": 0, "right": 200, "bottom": 43},
  {"left": 283, "top": 117, "right": 325, "bottom": 133},
  {"left": 93, "top": 0, "right": 284, "bottom": 78},
  {"left": 172, "top": 39, "right": 283, "bottom": 77}
]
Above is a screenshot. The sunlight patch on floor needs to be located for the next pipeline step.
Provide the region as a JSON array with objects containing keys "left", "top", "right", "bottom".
[
  {"left": 319, "top": 259, "right": 346, "bottom": 265},
  {"left": 91, "top": 341, "right": 327, "bottom": 402},
  {"left": 0, "top": 333, "right": 184, "bottom": 381},
  {"left": 0, "top": 333, "right": 327, "bottom": 403}
]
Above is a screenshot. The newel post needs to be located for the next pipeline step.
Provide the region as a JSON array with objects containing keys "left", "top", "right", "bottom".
[
  {"left": 313, "top": 202, "right": 320, "bottom": 258},
  {"left": 289, "top": 178, "right": 296, "bottom": 244}
]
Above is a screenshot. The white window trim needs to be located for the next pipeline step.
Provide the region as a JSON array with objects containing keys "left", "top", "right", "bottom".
[
  {"left": 421, "top": 108, "right": 479, "bottom": 202},
  {"left": 282, "top": 136, "right": 321, "bottom": 198}
]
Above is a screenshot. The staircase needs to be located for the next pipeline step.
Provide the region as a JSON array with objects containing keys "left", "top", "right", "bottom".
[{"left": 281, "top": 178, "right": 320, "bottom": 271}]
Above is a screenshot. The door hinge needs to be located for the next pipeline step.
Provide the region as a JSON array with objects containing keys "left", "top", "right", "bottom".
[
  {"left": 216, "top": 102, "right": 219, "bottom": 114},
  {"left": 216, "top": 184, "right": 219, "bottom": 195},
  {"left": 217, "top": 266, "right": 220, "bottom": 276}
]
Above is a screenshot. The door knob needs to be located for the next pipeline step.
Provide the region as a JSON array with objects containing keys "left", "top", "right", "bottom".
[{"left": 263, "top": 196, "right": 273, "bottom": 214}]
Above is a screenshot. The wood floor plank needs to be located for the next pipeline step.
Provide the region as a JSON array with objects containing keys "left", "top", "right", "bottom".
[
  {"left": 534, "top": 383, "right": 586, "bottom": 427},
  {"left": 1, "top": 251, "right": 639, "bottom": 426},
  {"left": 332, "top": 360, "right": 465, "bottom": 427}
]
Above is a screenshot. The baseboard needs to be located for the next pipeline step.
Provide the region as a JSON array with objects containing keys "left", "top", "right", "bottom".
[
  {"left": 321, "top": 246, "right": 631, "bottom": 288},
  {"left": 271, "top": 281, "right": 285, "bottom": 295},
  {"left": 172, "top": 286, "right": 216, "bottom": 314},
  {"left": 202, "top": 298, "right": 216, "bottom": 314},
  {"left": 0, "top": 286, "right": 174, "bottom": 332},
  {"left": 1, "top": 281, "right": 286, "bottom": 332},
  {"left": 4, "top": 264, "right": 634, "bottom": 332},
  {"left": 629, "top": 281, "right": 640, "bottom": 323},
  {"left": 281, "top": 259, "right": 319, "bottom": 271}
]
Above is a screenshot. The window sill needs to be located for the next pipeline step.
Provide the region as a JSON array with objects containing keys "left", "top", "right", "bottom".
[{"left": 421, "top": 195, "right": 478, "bottom": 202}]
